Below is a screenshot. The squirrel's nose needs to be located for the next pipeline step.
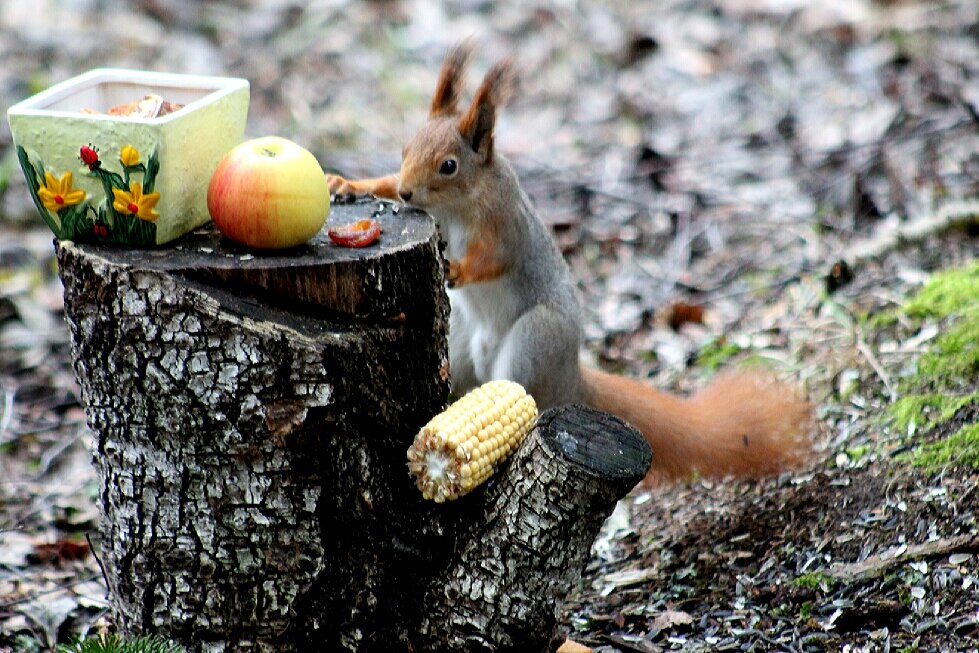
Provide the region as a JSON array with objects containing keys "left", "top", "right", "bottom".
[{"left": 399, "top": 189, "right": 413, "bottom": 203}]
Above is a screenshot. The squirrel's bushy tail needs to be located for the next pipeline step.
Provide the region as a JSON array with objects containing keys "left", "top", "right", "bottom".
[{"left": 580, "top": 366, "right": 813, "bottom": 484}]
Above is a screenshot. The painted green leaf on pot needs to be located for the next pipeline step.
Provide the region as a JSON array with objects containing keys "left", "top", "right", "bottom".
[
  {"left": 16, "top": 145, "right": 61, "bottom": 237},
  {"left": 17, "top": 143, "right": 160, "bottom": 246}
]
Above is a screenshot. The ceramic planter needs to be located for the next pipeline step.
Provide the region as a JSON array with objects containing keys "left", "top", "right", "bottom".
[{"left": 7, "top": 69, "right": 249, "bottom": 246}]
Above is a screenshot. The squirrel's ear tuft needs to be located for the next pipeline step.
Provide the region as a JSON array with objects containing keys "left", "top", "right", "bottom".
[
  {"left": 458, "top": 57, "right": 516, "bottom": 160},
  {"left": 430, "top": 42, "right": 473, "bottom": 118}
]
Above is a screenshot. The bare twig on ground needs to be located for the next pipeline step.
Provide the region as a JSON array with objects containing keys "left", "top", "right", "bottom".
[
  {"left": 854, "top": 325, "right": 896, "bottom": 403},
  {"left": 827, "top": 533, "right": 979, "bottom": 583},
  {"left": 843, "top": 200, "right": 979, "bottom": 267}
]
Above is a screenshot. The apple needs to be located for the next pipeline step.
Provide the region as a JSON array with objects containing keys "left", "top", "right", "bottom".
[{"left": 207, "top": 136, "right": 330, "bottom": 249}]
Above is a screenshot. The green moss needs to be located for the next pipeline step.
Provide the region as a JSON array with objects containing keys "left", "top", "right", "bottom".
[
  {"left": 902, "top": 422, "right": 979, "bottom": 471},
  {"left": 902, "top": 263, "right": 979, "bottom": 319},
  {"left": 889, "top": 392, "right": 979, "bottom": 434},
  {"left": 897, "top": 583, "right": 913, "bottom": 606},
  {"left": 911, "top": 317, "right": 979, "bottom": 393},
  {"left": 793, "top": 571, "right": 835, "bottom": 593},
  {"left": 865, "top": 307, "right": 900, "bottom": 329},
  {"left": 879, "top": 262, "right": 979, "bottom": 471},
  {"left": 869, "top": 262, "right": 979, "bottom": 329},
  {"left": 844, "top": 444, "right": 870, "bottom": 463},
  {"left": 695, "top": 337, "right": 743, "bottom": 371},
  {"left": 798, "top": 601, "right": 813, "bottom": 619}
]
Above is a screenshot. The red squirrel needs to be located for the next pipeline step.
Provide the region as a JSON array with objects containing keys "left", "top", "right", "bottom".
[{"left": 326, "top": 44, "right": 812, "bottom": 483}]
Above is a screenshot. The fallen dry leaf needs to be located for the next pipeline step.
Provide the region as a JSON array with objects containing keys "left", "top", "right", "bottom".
[
  {"left": 27, "top": 539, "right": 92, "bottom": 566},
  {"left": 650, "top": 609, "right": 694, "bottom": 631},
  {"left": 667, "top": 301, "right": 706, "bottom": 331},
  {"left": 556, "top": 638, "right": 592, "bottom": 653}
]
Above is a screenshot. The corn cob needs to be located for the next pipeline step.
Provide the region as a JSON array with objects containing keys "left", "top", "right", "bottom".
[{"left": 407, "top": 379, "right": 538, "bottom": 502}]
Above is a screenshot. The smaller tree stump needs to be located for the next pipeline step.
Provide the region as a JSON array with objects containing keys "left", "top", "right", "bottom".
[{"left": 415, "top": 405, "right": 652, "bottom": 653}]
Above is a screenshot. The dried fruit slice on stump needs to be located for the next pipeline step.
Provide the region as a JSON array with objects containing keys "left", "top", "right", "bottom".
[
  {"left": 328, "top": 218, "right": 381, "bottom": 247},
  {"left": 407, "top": 379, "right": 538, "bottom": 502}
]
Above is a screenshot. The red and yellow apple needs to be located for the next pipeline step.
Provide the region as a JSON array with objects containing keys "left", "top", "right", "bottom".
[{"left": 207, "top": 136, "right": 330, "bottom": 249}]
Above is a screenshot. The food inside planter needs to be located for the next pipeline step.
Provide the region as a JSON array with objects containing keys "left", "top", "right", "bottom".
[{"left": 81, "top": 94, "right": 184, "bottom": 119}]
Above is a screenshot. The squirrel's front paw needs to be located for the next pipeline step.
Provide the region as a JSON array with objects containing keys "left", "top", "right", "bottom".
[
  {"left": 444, "top": 259, "right": 461, "bottom": 288},
  {"left": 325, "top": 174, "right": 359, "bottom": 203}
]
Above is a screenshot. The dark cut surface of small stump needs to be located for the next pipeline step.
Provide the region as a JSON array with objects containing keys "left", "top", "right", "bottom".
[{"left": 57, "top": 199, "right": 652, "bottom": 653}]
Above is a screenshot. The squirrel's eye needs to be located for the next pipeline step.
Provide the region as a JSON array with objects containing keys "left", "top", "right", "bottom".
[{"left": 439, "top": 158, "right": 458, "bottom": 176}]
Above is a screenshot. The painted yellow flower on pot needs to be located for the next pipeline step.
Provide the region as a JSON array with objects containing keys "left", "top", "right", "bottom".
[
  {"left": 112, "top": 181, "right": 161, "bottom": 222},
  {"left": 37, "top": 171, "right": 86, "bottom": 213},
  {"left": 120, "top": 145, "right": 141, "bottom": 167}
]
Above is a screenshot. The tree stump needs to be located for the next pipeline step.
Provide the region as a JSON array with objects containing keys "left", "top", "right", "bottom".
[
  {"left": 415, "top": 405, "right": 652, "bottom": 653},
  {"left": 57, "top": 200, "right": 651, "bottom": 652}
]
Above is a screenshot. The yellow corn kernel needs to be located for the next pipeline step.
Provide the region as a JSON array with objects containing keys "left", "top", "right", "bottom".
[{"left": 406, "top": 379, "right": 538, "bottom": 502}]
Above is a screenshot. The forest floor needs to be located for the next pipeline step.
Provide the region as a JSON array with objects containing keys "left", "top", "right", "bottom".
[{"left": 1, "top": 1, "right": 978, "bottom": 651}]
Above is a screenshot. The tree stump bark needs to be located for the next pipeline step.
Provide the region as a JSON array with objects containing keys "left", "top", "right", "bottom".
[
  {"left": 57, "top": 200, "right": 651, "bottom": 652},
  {"left": 415, "top": 405, "right": 652, "bottom": 652}
]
